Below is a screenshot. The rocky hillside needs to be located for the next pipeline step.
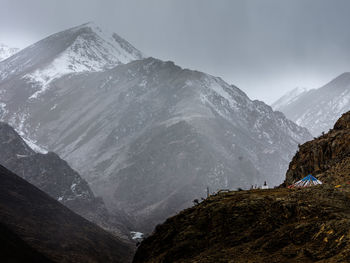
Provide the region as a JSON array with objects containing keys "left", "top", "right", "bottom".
[
  {"left": 272, "top": 73, "right": 350, "bottom": 136},
  {"left": 133, "top": 111, "right": 350, "bottom": 262},
  {"left": 134, "top": 186, "right": 350, "bottom": 263},
  {"left": 284, "top": 110, "right": 350, "bottom": 186},
  {"left": 0, "top": 122, "right": 131, "bottom": 239},
  {"left": 0, "top": 164, "right": 134, "bottom": 263}
]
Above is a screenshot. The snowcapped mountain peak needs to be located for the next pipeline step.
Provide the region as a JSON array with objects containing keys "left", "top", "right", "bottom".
[
  {"left": 0, "top": 23, "right": 145, "bottom": 99},
  {"left": 0, "top": 43, "right": 19, "bottom": 62},
  {"left": 272, "top": 73, "right": 350, "bottom": 136}
]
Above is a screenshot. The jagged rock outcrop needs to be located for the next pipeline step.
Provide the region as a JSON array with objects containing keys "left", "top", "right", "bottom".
[
  {"left": 284, "top": 111, "right": 350, "bottom": 186},
  {"left": 0, "top": 164, "right": 134, "bottom": 263}
]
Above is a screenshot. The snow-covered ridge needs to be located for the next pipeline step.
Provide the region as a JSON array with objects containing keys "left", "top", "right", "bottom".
[
  {"left": 0, "top": 43, "right": 19, "bottom": 62},
  {"left": 23, "top": 22, "right": 144, "bottom": 99},
  {"left": 272, "top": 73, "right": 350, "bottom": 136}
]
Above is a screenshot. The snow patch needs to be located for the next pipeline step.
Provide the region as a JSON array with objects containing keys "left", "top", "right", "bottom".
[
  {"left": 16, "top": 154, "right": 29, "bottom": 158},
  {"left": 0, "top": 43, "right": 19, "bottom": 61},
  {"left": 130, "top": 231, "right": 144, "bottom": 240},
  {"left": 23, "top": 137, "right": 48, "bottom": 154},
  {"left": 71, "top": 183, "right": 77, "bottom": 192},
  {"left": 0, "top": 102, "right": 8, "bottom": 117},
  {"left": 50, "top": 104, "right": 58, "bottom": 111}
]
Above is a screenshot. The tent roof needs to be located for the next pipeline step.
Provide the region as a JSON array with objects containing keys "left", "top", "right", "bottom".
[
  {"left": 289, "top": 174, "right": 322, "bottom": 188},
  {"left": 301, "top": 175, "right": 319, "bottom": 181}
]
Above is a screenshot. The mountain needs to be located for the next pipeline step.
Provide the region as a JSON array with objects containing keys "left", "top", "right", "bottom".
[
  {"left": 0, "top": 122, "right": 131, "bottom": 239},
  {"left": 271, "top": 87, "right": 308, "bottom": 111},
  {"left": 134, "top": 112, "right": 350, "bottom": 263},
  {"left": 272, "top": 73, "right": 350, "bottom": 136},
  {"left": 0, "top": 43, "right": 19, "bottom": 61},
  {"left": 284, "top": 110, "right": 350, "bottom": 186},
  {"left": 0, "top": 23, "right": 311, "bottom": 232},
  {"left": 0, "top": 22, "right": 143, "bottom": 96},
  {"left": 0, "top": 164, "right": 134, "bottom": 262}
]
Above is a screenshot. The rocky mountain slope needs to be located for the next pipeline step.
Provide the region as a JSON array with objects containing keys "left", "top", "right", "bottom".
[
  {"left": 284, "top": 110, "right": 350, "bottom": 186},
  {"left": 0, "top": 122, "right": 131, "bottom": 239},
  {"left": 0, "top": 164, "right": 134, "bottom": 263},
  {"left": 272, "top": 73, "right": 350, "bottom": 136},
  {"left": 134, "top": 111, "right": 350, "bottom": 263},
  {"left": 0, "top": 24, "right": 311, "bottom": 232},
  {"left": 0, "top": 43, "right": 19, "bottom": 61}
]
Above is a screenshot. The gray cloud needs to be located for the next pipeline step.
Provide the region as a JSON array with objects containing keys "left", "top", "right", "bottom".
[{"left": 1, "top": 0, "right": 350, "bottom": 103}]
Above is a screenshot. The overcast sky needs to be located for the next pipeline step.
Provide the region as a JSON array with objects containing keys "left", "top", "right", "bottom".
[{"left": 1, "top": 0, "right": 350, "bottom": 103}]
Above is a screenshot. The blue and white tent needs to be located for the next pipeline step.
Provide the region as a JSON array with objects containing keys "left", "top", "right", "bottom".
[{"left": 289, "top": 174, "right": 322, "bottom": 188}]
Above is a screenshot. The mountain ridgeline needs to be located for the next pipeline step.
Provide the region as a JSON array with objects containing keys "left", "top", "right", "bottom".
[
  {"left": 273, "top": 72, "right": 350, "bottom": 136},
  {"left": 0, "top": 23, "right": 312, "bottom": 232}
]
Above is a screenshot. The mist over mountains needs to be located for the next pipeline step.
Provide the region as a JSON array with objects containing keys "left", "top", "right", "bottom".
[
  {"left": 0, "top": 23, "right": 313, "bottom": 232},
  {"left": 3, "top": 1, "right": 350, "bottom": 261},
  {"left": 273, "top": 73, "right": 350, "bottom": 136}
]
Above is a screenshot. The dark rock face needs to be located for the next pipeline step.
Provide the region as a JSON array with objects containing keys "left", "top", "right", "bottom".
[
  {"left": 0, "top": 122, "right": 131, "bottom": 239},
  {"left": 284, "top": 111, "right": 350, "bottom": 186},
  {"left": 0, "top": 164, "right": 134, "bottom": 263},
  {"left": 133, "top": 187, "right": 350, "bottom": 263}
]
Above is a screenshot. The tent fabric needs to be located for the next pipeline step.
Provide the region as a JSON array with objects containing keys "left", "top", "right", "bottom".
[{"left": 289, "top": 174, "right": 322, "bottom": 188}]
